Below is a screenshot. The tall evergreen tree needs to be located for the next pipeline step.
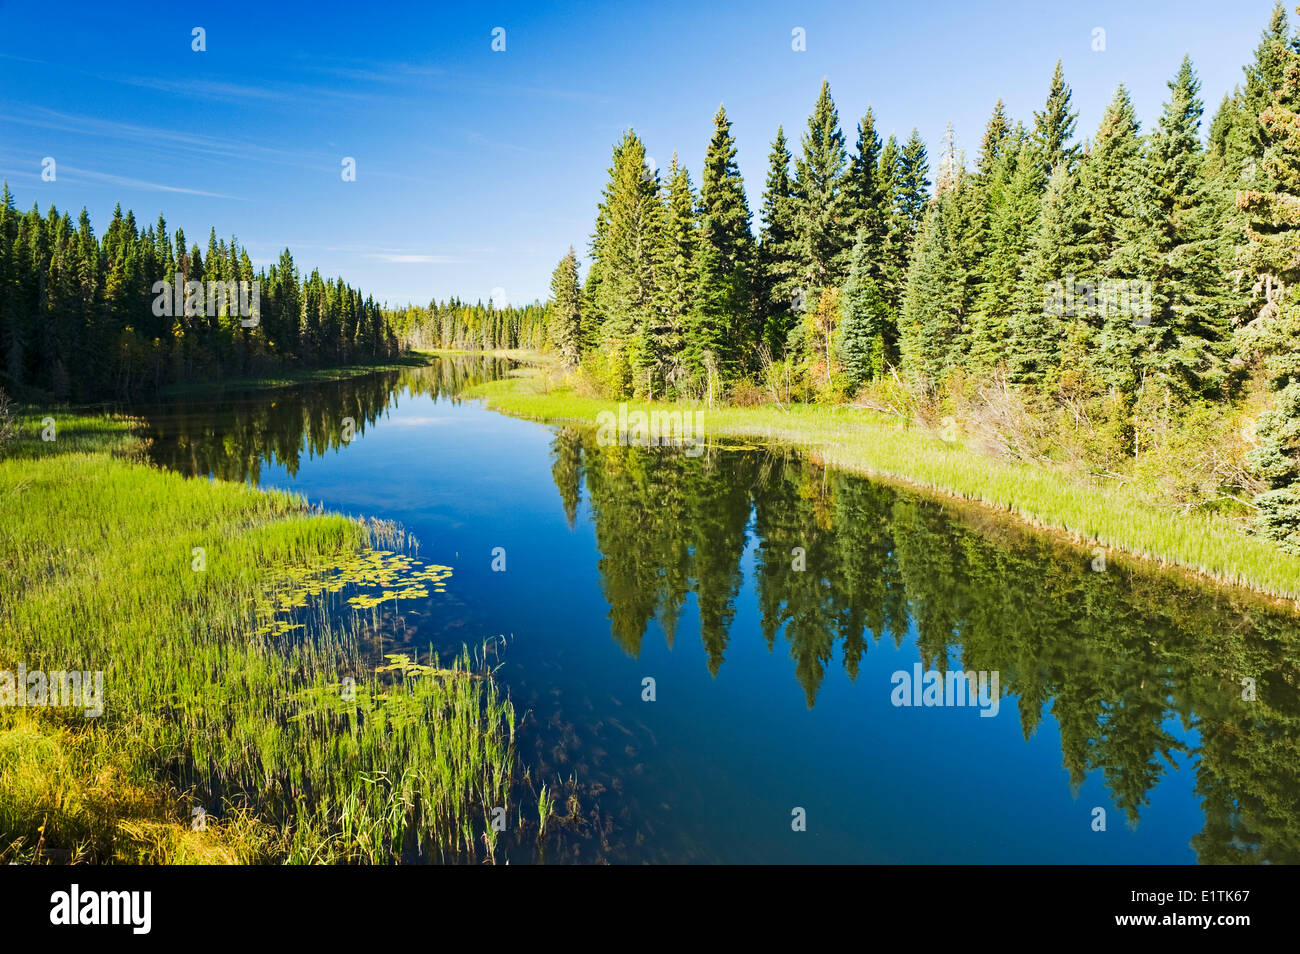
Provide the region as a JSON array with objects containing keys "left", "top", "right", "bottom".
[
  {"left": 976, "top": 99, "right": 1012, "bottom": 180},
  {"left": 1119, "top": 56, "right": 1232, "bottom": 404},
  {"left": 1031, "top": 60, "right": 1081, "bottom": 176},
  {"left": 969, "top": 125, "right": 1040, "bottom": 371},
  {"left": 658, "top": 154, "right": 698, "bottom": 385},
  {"left": 588, "top": 130, "right": 665, "bottom": 394},
  {"left": 1238, "top": 16, "right": 1300, "bottom": 551},
  {"left": 881, "top": 128, "right": 931, "bottom": 312},
  {"left": 838, "top": 229, "right": 893, "bottom": 387},
  {"left": 698, "top": 106, "right": 753, "bottom": 276},
  {"left": 547, "top": 246, "right": 583, "bottom": 366},
  {"left": 846, "top": 107, "right": 889, "bottom": 275},
  {"left": 696, "top": 106, "right": 755, "bottom": 374},
  {"left": 791, "top": 81, "right": 852, "bottom": 294},
  {"left": 757, "top": 127, "right": 798, "bottom": 348},
  {"left": 1007, "top": 163, "right": 1090, "bottom": 387},
  {"left": 1077, "top": 85, "right": 1147, "bottom": 405},
  {"left": 899, "top": 171, "right": 980, "bottom": 386},
  {"left": 1240, "top": 3, "right": 1297, "bottom": 167}
]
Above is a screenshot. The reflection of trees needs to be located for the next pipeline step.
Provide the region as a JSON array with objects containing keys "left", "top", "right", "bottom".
[
  {"left": 560, "top": 429, "right": 1300, "bottom": 862},
  {"left": 136, "top": 356, "right": 511, "bottom": 482},
  {"left": 578, "top": 439, "right": 752, "bottom": 661}
]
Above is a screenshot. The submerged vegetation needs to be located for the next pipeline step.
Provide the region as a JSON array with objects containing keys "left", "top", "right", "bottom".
[{"left": 0, "top": 407, "right": 516, "bottom": 864}]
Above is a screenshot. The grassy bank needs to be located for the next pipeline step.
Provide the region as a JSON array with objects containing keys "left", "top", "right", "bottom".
[
  {"left": 466, "top": 362, "right": 1300, "bottom": 602},
  {"left": 0, "top": 410, "right": 515, "bottom": 864}
]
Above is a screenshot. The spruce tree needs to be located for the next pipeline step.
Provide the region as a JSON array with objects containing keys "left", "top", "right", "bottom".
[
  {"left": 969, "top": 125, "right": 1040, "bottom": 371},
  {"left": 685, "top": 237, "right": 733, "bottom": 398},
  {"left": 697, "top": 105, "right": 755, "bottom": 370},
  {"left": 658, "top": 154, "right": 698, "bottom": 386},
  {"left": 1031, "top": 60, "right": 1081, "bottom": 176},
  {"left": 838, "top": 229, "right": 892, "bottom": 387},
  {"left": 899, "top": 172, "right": 979, "bottom": 386},
  {"left": 548, "top": 246, "right": 583, "bottom": 366},
  {"left": 881, "top": 128, "right": 931, "bottom": 314},
  {"left": 976, "top": 99, "right": 1012, "bottom": 180},
  {"left": 588, "top": 130, "right": 665, "bottom": 393},
  {"left": 1077, "top": 86, "right": 1147, "bottom": 404},
  {"left": 846, "top": 107, "right": 889, "bottom": 274},
  {"left": 791, "top": 81, "right": 851, "bottom": 294},
  {"left": 1077, "top": 85, "right": 1143, "bottom": 272},
  {"left": 757, "top": 127, "right": 798, "bottom": 348},
  {"left": 1119, "top": 56, "right": 1231, "bottom": 404},
  {"left": 1240, "top": 2, "right": 1296, "bottom": 166},
  {"left": 1007, "top": 163, "right": 1089, "bottom": 388},
  {"left": 875, "top": 134, "right": 903, "bottom": 305},
  {"left": 1238, "top": 17, "right": 1300, "bottom": 550},
  {"left": 699, "top": 107, "right": 753, "bottom": 273}
]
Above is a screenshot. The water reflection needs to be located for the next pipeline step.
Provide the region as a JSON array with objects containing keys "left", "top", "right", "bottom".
[
  {"left": 135, "top": 355, "right": 512, "bottom": 482},
  {"left": 552, "top": 427, "right": 1300, "bottom": 863},
  {"left": 128, "top": 357, "right": 1300, "bottom": 862}
]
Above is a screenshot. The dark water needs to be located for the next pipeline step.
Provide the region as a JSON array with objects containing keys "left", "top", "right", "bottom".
[{"left": 132, "top": 356, "right": 1300, "bottom": 864}]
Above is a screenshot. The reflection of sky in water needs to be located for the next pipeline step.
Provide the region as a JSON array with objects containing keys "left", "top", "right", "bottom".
[{"left": 133, "top": 364, "right": 1298, "bottom": 864}]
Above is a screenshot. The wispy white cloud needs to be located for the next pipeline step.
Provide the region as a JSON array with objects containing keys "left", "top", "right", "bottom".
[
  {"left": 59, "top": 165, "right": 243, "bottom": 199},
  {"left": 0, "top": 108, "right": 314, "bottom": 167},
  {"left": 298, "top": 59, "right": 447, "bottom": 84},
  {"left": 112, "top": 74, "right": 378, "bottom": 105}
]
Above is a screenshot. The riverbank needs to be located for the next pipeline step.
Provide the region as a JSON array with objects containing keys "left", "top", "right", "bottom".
[
  {"left": 462, "top": 356, "right": 1300, "bottom": 603},
  {"left": 0, "top": 409, "right": 514, "bottom": 863}
]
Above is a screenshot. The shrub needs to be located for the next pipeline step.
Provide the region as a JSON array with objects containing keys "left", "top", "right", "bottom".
[{"left": 0, "top": 389, "right": 16, "bottom": 447}]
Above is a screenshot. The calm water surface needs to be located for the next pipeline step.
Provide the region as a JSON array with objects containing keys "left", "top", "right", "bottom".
[{"left": 132, "top": 357, "right": 1300, "bottom": 863}]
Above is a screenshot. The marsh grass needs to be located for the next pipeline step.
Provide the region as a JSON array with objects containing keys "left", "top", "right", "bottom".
[
  {"left": 0, "top": 410, "right": 515, "bottom": 864},
  {"left": 466, "top": 372, "right": 1300, "bottom": 601}
]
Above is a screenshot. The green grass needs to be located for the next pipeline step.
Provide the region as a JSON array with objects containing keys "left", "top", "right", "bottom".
[
  {"left": 0, "top": 411, "right": 515, "bottom": 864},
  {"left": 465, "top": 366, "right": 1300, "bottom": 601}
]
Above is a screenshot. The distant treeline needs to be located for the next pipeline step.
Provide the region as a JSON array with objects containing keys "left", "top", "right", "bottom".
[
  {"left": 539, "top": 3, "right": 1300, "bottom": 554},
  {"left": 0, "top": 190, "right": 399, "bottom": 401},
  {"left": 386, "top": 299, "right": 547, "bottom": 352}
]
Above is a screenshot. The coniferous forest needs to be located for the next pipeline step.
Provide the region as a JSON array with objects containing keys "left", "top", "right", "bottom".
[
  {"left": 0, "top": 193, "right": 403, "bottom": 400},
  {"left": 534, "top": 4, "right": 1300, "bottom": 555},
  {"left": 8, "top": 0, "right": 1300, "bottom": 884},
  {"left": 0, "top": 195, "right": 546, "bottom": 400}
]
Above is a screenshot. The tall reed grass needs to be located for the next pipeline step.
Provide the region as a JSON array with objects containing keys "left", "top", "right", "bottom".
[{"left": 0, "top": 411, "right": 515, "bottom": 863}]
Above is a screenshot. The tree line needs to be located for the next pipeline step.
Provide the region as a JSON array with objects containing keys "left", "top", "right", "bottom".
[
  {"left": 542, "top": 3, "right": 1300, "bottom": 553},
  {"left": 0, "top": 190, "right": 400, "bottom": 401},
  {"left": 387, "top": 298, "right": 547, "bottom": 353}
]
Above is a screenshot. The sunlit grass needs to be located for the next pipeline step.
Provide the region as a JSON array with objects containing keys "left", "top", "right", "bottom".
[
  {"left": 466, "top": 372, "right": 1300, "bottom": 601},
  {"left": 0, "top": 410, "right": 515, "bottom": 864}
]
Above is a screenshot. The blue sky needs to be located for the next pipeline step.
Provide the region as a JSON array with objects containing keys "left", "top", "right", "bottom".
[{"left": 0, "top": 0, "right": 1284, "bottom": 307}]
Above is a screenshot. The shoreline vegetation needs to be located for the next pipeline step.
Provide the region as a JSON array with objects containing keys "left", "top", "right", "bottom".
[
  {"left": 399, "top": 4, "right": 1300, "bottom": 611},
  {"left": 0, "top": 408, "right": 516, "bottom": 864},
  {"left": 457, "top": 351, "right": 1300, "bottom": 605},
  {"left": 2, "top": 344, "right": 1296, "bottom": 865}
]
